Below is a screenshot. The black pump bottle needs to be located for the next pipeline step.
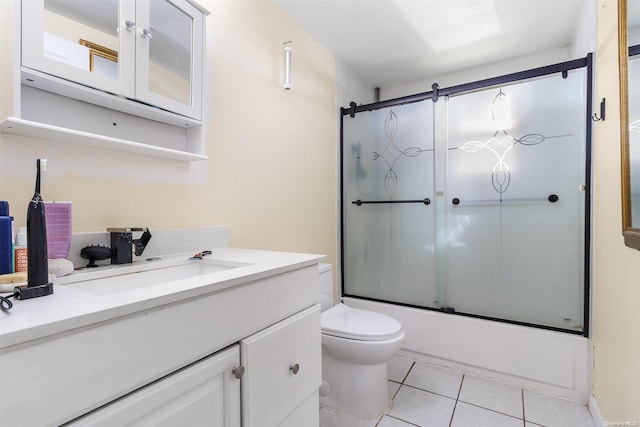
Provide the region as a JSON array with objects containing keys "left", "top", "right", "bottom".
[{"left": 27, "top": 159, "right": 49, "bottom": 287}]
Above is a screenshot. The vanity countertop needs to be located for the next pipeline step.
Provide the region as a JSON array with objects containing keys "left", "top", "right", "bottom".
[{"left": 0, "top": 248, "right": 324, "bottom": 350}]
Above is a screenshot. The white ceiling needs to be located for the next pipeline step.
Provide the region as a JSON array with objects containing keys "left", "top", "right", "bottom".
[{"left": 273, "top": 0, "right": 589, "bottom": 87}]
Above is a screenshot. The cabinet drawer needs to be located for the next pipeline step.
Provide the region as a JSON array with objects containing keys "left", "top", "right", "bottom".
[
  {"left": 69, "top": 345, "right": 240, "bottom": 427},
  {"left": 240, "top": 305, "right": 321, "bottom": 427}
]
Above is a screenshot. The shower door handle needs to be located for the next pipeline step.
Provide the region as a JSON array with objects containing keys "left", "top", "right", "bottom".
[
  {"left": 451, "top": 194, "right": 559, "bottom": 206},
  {"left": 352, "top": 198, "right": 431, "bottom": 206}
]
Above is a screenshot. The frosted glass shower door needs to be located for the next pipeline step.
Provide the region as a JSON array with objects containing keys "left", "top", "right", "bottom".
[
  {"left": 343, "top": 101, "right": 436, "bottom": 307},
  {"left": 445, "top": 70, "right": 587, "bottom": 330}
]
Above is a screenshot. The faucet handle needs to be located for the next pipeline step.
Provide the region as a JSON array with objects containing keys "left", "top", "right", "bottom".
[
  {"left": 133, "top": 229, "right": 152, "bottom": 256},
  {"left": 107, "top": 227, "right": 151, "bottom": 264}
]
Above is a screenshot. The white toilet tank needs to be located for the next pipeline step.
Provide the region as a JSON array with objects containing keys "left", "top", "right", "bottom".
[{"left": 317, "top": 263, "right": 334, "bottom": 311}]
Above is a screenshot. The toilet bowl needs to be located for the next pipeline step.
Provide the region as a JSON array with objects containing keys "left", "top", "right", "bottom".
[{"left": 317, "top": 264, "right": 405, "bottom": 418}]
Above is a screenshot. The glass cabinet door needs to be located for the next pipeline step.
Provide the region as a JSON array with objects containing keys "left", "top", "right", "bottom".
[
  {"left": 22, "top": 0, "right": 136, "bottom": 97},
  {"left": 134, "top": 0, "right": 204, "bottom": 120}
]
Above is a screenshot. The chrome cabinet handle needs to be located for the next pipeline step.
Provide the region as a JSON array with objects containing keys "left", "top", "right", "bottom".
[
  {"left": 232, "top": 366, "right": 245, "bottom": 379},
  {"left": 289, "top": 363, "right": 300, "bottom": 375},
  {"left": 140, "top": 28, "right": 153, "bottom": 39},
  {"left": 124, "top": 19, "right": 136, "bottom": 31}
]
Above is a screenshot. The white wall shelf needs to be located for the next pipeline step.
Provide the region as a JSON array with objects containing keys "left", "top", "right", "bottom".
[
  {"left": 1, "top": 117, "right": 208, "bottom": 162},
  {"left": 21, "top": 68, "right": 203, "bottom": 129}
]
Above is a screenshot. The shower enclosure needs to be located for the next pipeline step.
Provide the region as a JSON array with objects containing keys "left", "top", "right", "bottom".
[{"left": 341, "top": 56, "right": 592, "bottom": 335}]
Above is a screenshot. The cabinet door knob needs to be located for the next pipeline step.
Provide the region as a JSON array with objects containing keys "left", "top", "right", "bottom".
[
  {"left": 124, "top": 20, "right": 136, "bottom": 31},
  {"left": 289, "top": 363, "right": 300, "bottom": 375},
  {"left": 140, "top": 28, "right": 153, "bottom": 40},
  {"left": 232, "top": 366, "right": 245, "bottom": 379}
]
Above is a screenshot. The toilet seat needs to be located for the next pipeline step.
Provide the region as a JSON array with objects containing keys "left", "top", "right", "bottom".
[{"left": 321, "top": 303, "right": 403, "bottom": 341}]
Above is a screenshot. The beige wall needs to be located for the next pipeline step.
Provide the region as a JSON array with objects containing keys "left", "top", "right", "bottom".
[
  {"left": 0, "top": 0, "right": 337, "bottom": 268},
  {"left": 593, "top": 0, "right": 640, "bottom": 421}
]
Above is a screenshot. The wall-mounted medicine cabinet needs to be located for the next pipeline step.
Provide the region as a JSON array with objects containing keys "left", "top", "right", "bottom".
[{"left": 0, "top": 0, "right": 209, "bottom": 162}]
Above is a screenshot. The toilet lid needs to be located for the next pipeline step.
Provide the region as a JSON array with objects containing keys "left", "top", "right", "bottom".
[{"left": 321, "top": 303, "right": 403, "bottom": 341}]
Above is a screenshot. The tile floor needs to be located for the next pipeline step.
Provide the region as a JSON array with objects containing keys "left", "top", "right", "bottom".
[{"left": 320, "top": 355, "right": 596, "bottom": 427}]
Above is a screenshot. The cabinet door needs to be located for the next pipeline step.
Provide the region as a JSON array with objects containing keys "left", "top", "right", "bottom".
[
  {"left": 134, "top": 0, "right": 204, "bottom": 120},
  {"left": 69, "top": 345, "right": 241, "bottom": 427},
  {"left": 22, "top": 0, "right": 136, "bottom": 97},
  {"left": 240, "top": 305, "right": 321, "bottom": 427}
]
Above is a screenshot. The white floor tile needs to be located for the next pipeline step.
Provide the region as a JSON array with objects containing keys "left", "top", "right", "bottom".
[
  {"left": 458, "top": 375, "right": 523, "bottom": 418},
  {"left": 388, "top": 355, "right": 414, "bottom": 383},
  {"left": 320, "top": 358, "right": 597, "bottom": 427},
  {"left": 403, "top": 361, "right": 464, "bottom": 399},
  {"left": 319, "top": 406, "right": 379, "bottom": 427},
  {"left": 387, "top": 385, "right": 456, "bottom": 427},
  {"left": 523, "top": 390, "right": 595, "bottom": 427},
  {"left": 377, "top": 415, "right": 419, "bottom": 427},
  {"left": 451, "top": 402, "right": 524, "bottom": 427}
]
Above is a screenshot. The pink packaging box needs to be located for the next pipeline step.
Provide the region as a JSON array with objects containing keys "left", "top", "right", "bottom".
[{"left": 44, "top": 201, "right": 72, "bottom": 259}]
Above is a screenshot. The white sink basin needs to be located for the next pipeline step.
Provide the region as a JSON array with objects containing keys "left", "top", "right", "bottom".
[{"left": 62, "top": 259, "right": 248, "bottom": 296}]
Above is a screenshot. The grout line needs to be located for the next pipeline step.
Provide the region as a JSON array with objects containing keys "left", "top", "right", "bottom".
[
  {"left": 401, "top": 361, "right": 415, "bottom": 384},
  {"left": 383, "top": 414, "right": 422, "bottom": 426},
  {"left": 401, "top": 382, "right": 459, "bottom": 401},
  {"left": 449, "top": 399, "right": 458, "bottom": 426},
  {"left": 448, "top": 373, "right": 465, "bottom": 427},
  {"left": 456, "top": 373, "right": 464, "bottom": 400},
  {"left": 457, "top": 401, "right": 525, "bottom": 421},
  {"left": 390, "top": 381, "right": 402, "bottom": 400},
  {"left": 522, "top": 388, "right": 526, "bottom": 425}
]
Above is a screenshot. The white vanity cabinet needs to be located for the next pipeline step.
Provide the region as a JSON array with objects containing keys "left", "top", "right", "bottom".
[
  {"left": 21, "top": 0, "right": 205, "bottom": 120},
  {"left": 0, "top": 262, "right": 322, "bottom": 427},
  {"left": 69, "top": 305, "right": 321, "bottom": 427}
]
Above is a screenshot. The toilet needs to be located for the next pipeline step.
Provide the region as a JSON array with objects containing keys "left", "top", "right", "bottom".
[{"left": 317, "top": 263, "right": 405, "bottom": 418}]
